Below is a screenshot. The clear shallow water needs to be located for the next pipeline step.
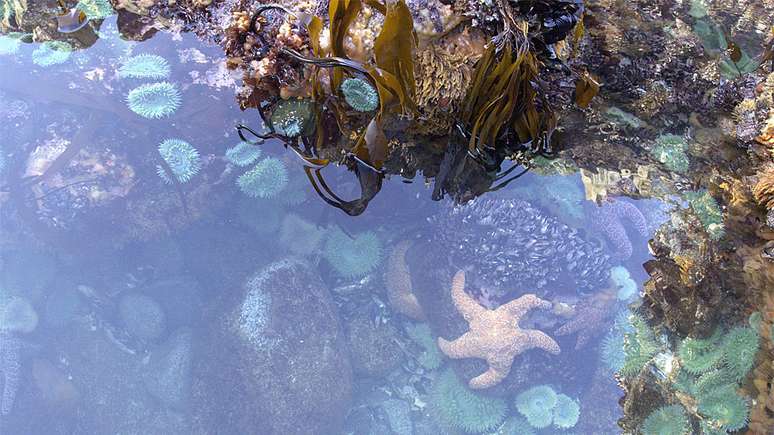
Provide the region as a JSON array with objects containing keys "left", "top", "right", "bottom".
[{"left": 0, "top": 16, "right": 673, "bottom": 435}]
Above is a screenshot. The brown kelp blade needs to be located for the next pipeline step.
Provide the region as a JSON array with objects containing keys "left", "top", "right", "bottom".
[{"left": 373, "top": 0, "right": 417, "bottom": 114}]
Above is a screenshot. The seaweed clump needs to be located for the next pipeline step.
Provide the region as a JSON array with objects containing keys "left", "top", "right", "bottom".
[{"left": 223, "top": 0, "right": 589, "bottom": 212}]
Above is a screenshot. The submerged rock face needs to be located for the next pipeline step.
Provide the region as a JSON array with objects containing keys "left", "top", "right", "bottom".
[
  {"left": 429, "top": 198, "right": 612, "bottom": 294},
  {"left": 193, "top": 258, "right": 353, "bottom": 435}
]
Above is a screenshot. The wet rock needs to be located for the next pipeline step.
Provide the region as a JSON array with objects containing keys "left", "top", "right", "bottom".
[
  {"left": 118, "top": 292, "right": 166, "bottom": 342},
  {"left": 192, "top": 258, "right": 352, "bottom": 435},
  {"left": 142, "top": 328, "right": 192, "bottom": 411},
  {"left": 346, "top": 313, "right": 403, "bottom": 378}
]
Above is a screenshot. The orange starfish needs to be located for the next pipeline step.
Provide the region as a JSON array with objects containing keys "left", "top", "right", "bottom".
[{"left": 437, "top": 270, "right": 561, "bottom": 389}]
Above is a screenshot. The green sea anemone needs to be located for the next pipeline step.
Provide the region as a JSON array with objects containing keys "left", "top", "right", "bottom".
[
  {"left": 157, "top": 139, "right": 202, "bottom": 183},
  {"left": 126, "top": 82, "right": 181, "bottom": 119},
  {"left": 237, "top": 157, "right": 289, "bottom": 199},
  {"left": 225, "top": 141, "right": 262, "bottom": 167},
  {"left": 428, "top": 368, "right": 507, "bottom": 434},
  {"left": 340, "top": 77, "right": 379, "bottom": 112},
  {"left": 118, "top": 54, "right": 170, "bottom": 79},
  {"left": 270, "top": 99, "right": 314, "bottom": 137},
  {"left": 650, "top": 133, "right": 690, "bottom": 174},
  {"left": 75, "top": 0, "right": 114, "bottom": 18},
  {"left": 694, "top": 369, "right": 736, "bottom": 398},
  {"left": 552, "top": 394, "right": 580, "bottom": 429},
  {"left": 31, "top": 41, "right": 71, "bottom": 67},
  {"left": 697, "top": 384, "right": 749, "bottom": 432},
  {"left": 678, "top": 332, "right": 722, "bottom": 375},
  {"left": 685, "top": 189, "right": 725, "bottom": 241},
  {"left": 404, "top": 322, "right": 443, "bottom": 370},
  {"left": 620, "top": 313, "right": 660, "bottom": 377},
  {"left": 515, "top": 385, "right": 558, "bottom": 429},
  {"left": 600, "top": 329, "right": 625, "bottom": 373},
  {"left": 322, "top": 228, "right": 382, "bottom": 279},
  {"left": 640, "top": 405, "right": 689, "bottom": 435},
  {"left": 719, "top": 326, "right": 759, "bottom": 381}
]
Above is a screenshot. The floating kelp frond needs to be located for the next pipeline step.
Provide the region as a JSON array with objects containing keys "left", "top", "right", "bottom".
[
  {"left": 31, "top": 41, "right": 72, "bottom": 67},
  {"left": 119, "top": 54, "right": 171, "bottom": 79},
  {"left": 126, "top": 82, "right": 181, "bottom": 119}
]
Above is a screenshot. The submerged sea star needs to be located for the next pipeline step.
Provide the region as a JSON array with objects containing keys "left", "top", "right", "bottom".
[
  {"left": 0, "top": 332, "right": 21, "bottom": 416},
  {"left": 588, "top": 199, "right": 648, "bottom": 260},
  {"left": 437, "top": 271, "right": 561, "bottom": 389},
  {"left": 555, "top": 288, "right": 618, "bottom": 349},
  {"left": 385, "top": 240, "right": 425, "bottom": 320}
]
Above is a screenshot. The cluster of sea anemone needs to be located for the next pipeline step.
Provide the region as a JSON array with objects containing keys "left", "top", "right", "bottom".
[
  {"left": 600, "top": 309, "right": 660, "bottom": 377},
  {"left": 671, "top": 325, "right": 759, "bottom": 432},
  {"left": 514, "top": 384, "right": 580, "bottom": 430},
  {"left": 619, "top": 312, "right": 660, "bottom": 377}
]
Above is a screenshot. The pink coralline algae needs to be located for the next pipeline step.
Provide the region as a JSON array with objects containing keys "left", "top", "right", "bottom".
[
  {"left": 1, "top": 333, "right": 21, "bottom": 416},
  {"left": 588, "top": 199, "right": 648, "bottom": 260}
]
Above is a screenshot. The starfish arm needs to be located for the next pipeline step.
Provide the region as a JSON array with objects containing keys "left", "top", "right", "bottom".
[
  {"left": 502, "top": 293, "right": 551, "bottom": 319},
  {"left": 616, "top": 201, "right": 648, "bottom": 237},
  {"left": 437, "top": 333, "right": 478, "bottom": 359},
  {"left": 525, "top": 330, "right": 561, "bottom": 354},
  {"left": 450, "top": 270, "right": 485, "bottom": 322},
  {"left": 468, "top": 359, "right": 510, "bottom": 389}
]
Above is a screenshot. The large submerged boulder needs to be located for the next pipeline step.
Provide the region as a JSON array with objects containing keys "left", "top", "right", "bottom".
[{"left": 192, "top": 258, "right": 353, "bottom": 435}]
